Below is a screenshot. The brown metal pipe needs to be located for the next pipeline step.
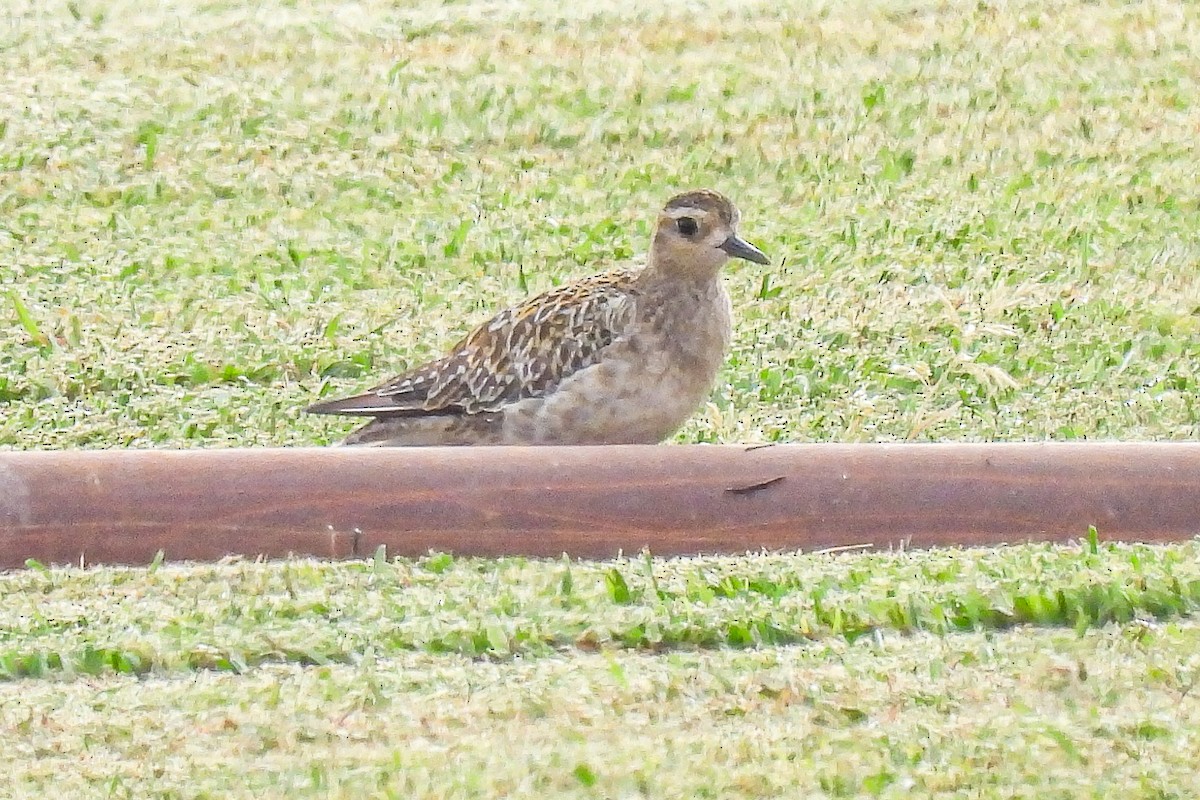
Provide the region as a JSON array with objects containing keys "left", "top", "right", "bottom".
[{"left": 1, "top": 444, "right": 1198, "bottom": 569}]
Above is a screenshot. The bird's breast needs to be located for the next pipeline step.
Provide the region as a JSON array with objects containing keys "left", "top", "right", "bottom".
[{"left": 636, "top": 280, "right": 733, "bottom": 373}]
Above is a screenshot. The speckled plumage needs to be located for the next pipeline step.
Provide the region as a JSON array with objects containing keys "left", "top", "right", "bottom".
[{"left": 305, "top": 190, "right": 768, "bottom": 445}]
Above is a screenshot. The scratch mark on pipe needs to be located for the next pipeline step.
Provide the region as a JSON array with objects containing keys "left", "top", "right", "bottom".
[{"left": 724, "top": 476, "right": 786, "bottom": 495}]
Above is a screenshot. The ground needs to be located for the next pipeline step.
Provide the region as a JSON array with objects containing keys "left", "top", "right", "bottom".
[{"left": 2, "top": 0, "right": 1200, "bottom": 796}]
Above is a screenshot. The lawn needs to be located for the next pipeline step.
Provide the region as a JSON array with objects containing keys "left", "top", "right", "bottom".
[
  {"left": 2, "top": 0, "right": 1200, "bottom": 795},
  {"left": 3, "top": 545, "right": 1200, "bottom": 797}
]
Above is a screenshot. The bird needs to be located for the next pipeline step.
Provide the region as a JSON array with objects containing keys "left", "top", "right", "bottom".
[{"left": 304, "top": 189, "right": 769, "bottom": 446}]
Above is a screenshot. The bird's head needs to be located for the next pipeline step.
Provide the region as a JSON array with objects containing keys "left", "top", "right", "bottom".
[{"left": 648, "top": 189, "right": 769, "bottom": 280}]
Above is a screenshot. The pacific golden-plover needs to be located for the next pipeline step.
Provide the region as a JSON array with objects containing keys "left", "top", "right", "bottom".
[{"left": 305, "top": 190, "right": 769, "bottom": 445}]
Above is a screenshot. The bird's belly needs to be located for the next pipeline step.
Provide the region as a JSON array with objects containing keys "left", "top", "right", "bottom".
[{"left": 501, "top": 339, "right": 724, "bottom": 445}]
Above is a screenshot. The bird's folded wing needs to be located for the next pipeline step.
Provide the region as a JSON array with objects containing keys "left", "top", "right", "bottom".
[{"left": 306, "top": 270, "right": 638, "bottom": 417}]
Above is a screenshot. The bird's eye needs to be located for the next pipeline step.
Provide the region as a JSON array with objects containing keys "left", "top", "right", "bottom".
[{"left": 677, "top": 217, "right": 698, "bottom": 236}]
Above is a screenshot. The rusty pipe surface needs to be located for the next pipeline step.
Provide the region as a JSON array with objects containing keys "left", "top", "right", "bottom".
[{"left": 0, "top": 444, "right": 1198, "bottom": 569}]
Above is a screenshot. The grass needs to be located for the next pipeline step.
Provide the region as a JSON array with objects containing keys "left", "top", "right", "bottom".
[
  {"left": 3, "top": 0, "right": 1200, "bottom": 795},
  {"left": 6, "top": 542, "right": 1200, "bottom": 677},
  {"left": 3, "top": 0, "right": 1200, "bottom": 448},
  {"left": 3, "top": 542, "right": 1200, "bottom": 797}
]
